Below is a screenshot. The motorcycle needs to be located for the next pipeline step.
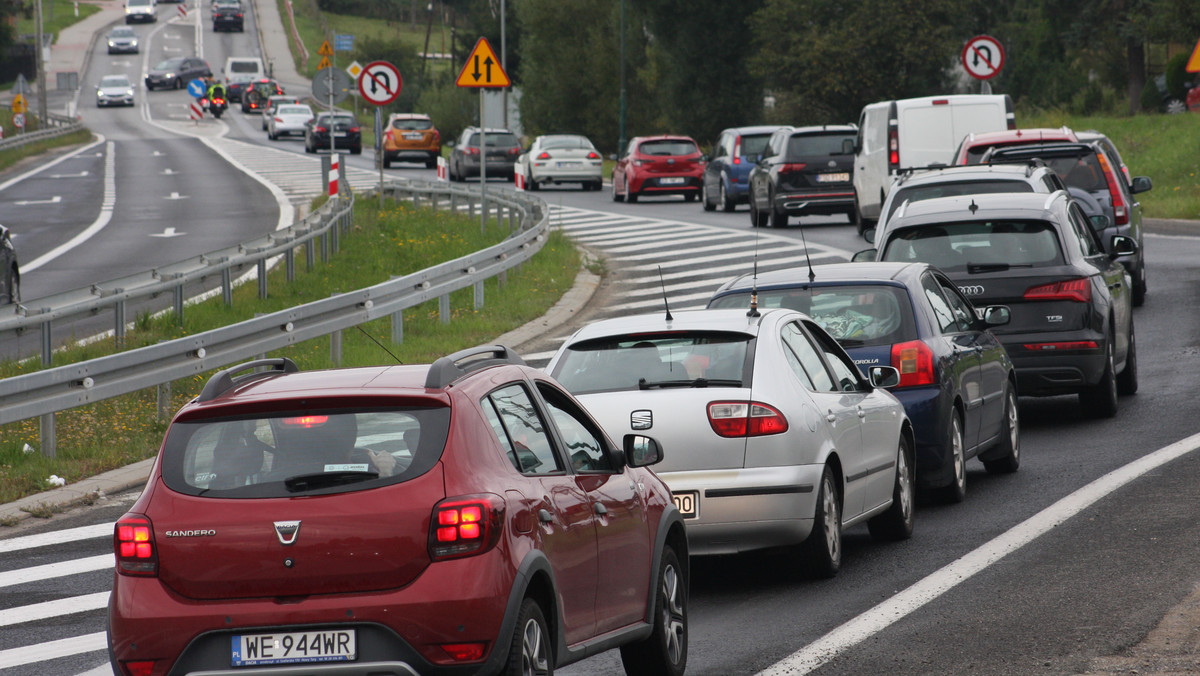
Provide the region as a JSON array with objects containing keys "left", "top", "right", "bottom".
[{"left": 200, "top": 94, "right": 228, "bottom": 119}]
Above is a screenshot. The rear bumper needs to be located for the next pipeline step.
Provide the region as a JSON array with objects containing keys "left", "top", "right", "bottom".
[
  {"left": 529, "top": 164, "right": 603, "bottom": 184},
  {"left": 774, "top": 190, "right": 855, "bottom": 215},
  {"left": 891, "top": 386, "right": 955, "bottom": 489},
  {"left": 999, "top": 332, "right": 1108, "bottom": 396},
  {"left": 631, "top": 174, "right": 702, "bottom": 195},
  {"left": 659, "top": 465, "right": 822, "bottom": 555}
]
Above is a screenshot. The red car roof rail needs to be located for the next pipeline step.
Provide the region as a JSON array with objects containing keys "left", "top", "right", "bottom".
[
  {"left": 198, "top": 357, "right": 300, "bottom": 402},
  {"left": 425, "top": 345, "right": 526, "bottom": 389}
]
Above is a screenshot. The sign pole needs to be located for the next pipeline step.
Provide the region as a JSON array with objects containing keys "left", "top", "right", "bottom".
[{"left": 480, "top": 91, "right": 487, "bottom": 234}]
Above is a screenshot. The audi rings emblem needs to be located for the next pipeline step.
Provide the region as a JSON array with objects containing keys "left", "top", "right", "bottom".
[{"left": 958, "top": 285, "right": 985, "bottom": 296}]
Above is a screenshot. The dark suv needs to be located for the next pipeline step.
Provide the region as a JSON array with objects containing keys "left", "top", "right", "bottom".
[
  {"left": 108, "top": 347, "right": 688, "bottom": 676},
  {"left": 748, "top": 124, "right": 857, "bottom": 228},
  {"left": 448, "top": 126, "right": 522, "bottom": 182},
  {"left": 986, "top": 142, "right": 1152, "bottom": 305},
  {"left": 304, "top": 111, "right": 363, "bottom": 154},
  {"left": 212, "top": 4, "right": 243, "bottom": 31}
]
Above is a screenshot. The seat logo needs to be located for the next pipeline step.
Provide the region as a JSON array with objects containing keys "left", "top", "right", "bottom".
[
  {"left": 274, "top": 520, "right": 301, "bottom": 545},
  {"left": 631, "top": 410, "right": 652, "bottom": 430},
  {"left": 958, "top": 285, "right": 985, "bottom": 296}
]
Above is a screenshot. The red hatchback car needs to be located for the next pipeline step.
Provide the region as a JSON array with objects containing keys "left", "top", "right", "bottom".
[
  {"left": 612, "top": 135, "right": 706, "bottom": 203},
  {"left": 108, "top": 347, "right": 689, "bottom": 676},
  {"left": 951, "top": 127, "right": 1078, "bottom": 165}
]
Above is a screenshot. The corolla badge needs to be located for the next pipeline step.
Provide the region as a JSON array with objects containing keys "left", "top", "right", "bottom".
[
  {"left": 958, "top": 285, "right": 985, "bottom": 296},
  {"left": 631, "top": 410, "right": 652, "bottom": 430},
  {"left": 274, "top": 520, "right": 301, "bottom": 545}
]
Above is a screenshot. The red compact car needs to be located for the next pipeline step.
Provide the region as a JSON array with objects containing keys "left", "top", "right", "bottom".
[
  {"left": 612, "top": 135, "right": 706, "bottom": 203},
  {"left": 108, "top": 347, "right": 688, "bottom": 676},
  {"left": 951, "top": 127, "right": 1078, "bottom": 165}
]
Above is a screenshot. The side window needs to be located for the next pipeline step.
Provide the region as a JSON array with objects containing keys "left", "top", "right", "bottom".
[
  {"left": 935, "top": 274, "right": 978, "bottom": 330},
  {"left": 1067, "top": 204, "right": 1101, "bottom": 257},
  {"left": 537, "top": 382, "right": 613, "bottom": 473},
  {"left": 804, "top": 320, "right": 865, "bottom": 393},
  {"left": 781, "top": 321, "right": 836, "bottom": 392},
  {"left": 715, "top": 133, "right": 729, "bottom": 159},
  {"left": 483, "top": 384, "right": 563, "bottom": 476},
  {"left": 921, "top": 273, "right": 958, "bottom": 333}
]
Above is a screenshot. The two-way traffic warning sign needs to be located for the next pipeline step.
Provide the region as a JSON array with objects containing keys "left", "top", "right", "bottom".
[
  {"left": 317, "top": 39, "right": 333, "bottom": 71},
  {"left": 456, "top": 37, "right": 510, "bottom": 88}
]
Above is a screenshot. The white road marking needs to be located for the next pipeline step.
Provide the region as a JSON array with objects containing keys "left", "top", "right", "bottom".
[
  {"left": 0, "top": 631, "right": 107, "bottom": 669},
  {"left": 1, "top": 591, "right": 110, "bottom": 627},
  {"left": 0, "top": 554, "right": 112, "bottom": 589},
  {"left": 0, "top": 523, "right": 111, "bottom": 553},
  {"left": 23, "top": 141, "right": 116, "bottom": 273}
]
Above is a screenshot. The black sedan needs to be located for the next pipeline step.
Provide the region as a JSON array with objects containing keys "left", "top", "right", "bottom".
[
  {"left": 304, "top": 112, "right": 362, "bottom": 155},
  {"left": 748, "top": 124, "right": 857, "bottom": 228},
  {"left": 864, "top": 190, "right": 1138, "bottom": 419},
  {"left": 708, "top": 261, "right": 1019, "bottom": 502},
  {"left": 144, "top": 56, "right": 212, "bottom": 91}
]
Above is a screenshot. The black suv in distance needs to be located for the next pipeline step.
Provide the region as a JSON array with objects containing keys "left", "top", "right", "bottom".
[
  {"left": 870, "top": 190, "right": 1138, "bottom": 419},
  {"left": 448, "top": 127, "right": 521, "bottom": 182},
  {"left": 212, "top": 4, "right": 243, "bottom": 31},
  {"left": 748, "top": 124, "right": 857, "bottom": 228},
  {"left": 985, "top": 142, "right": 1152, "bottom": 306},
  {"left": 304, "top": 112, "right": 363, "bottom": 155}
]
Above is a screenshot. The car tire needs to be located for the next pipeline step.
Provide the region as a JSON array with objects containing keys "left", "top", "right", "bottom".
[
  {"left": 527, "top": 171, "right": 539, "bottom": 191},
  {"left": 382, "top": 156, "right": 391, "bottom": 169},
  {"left": 502, "top": 598, "right": 550, "bottom": 676},
  {"left": 1132, "top": 265, "right": 1147, "bottom": 307},
  {"left": 937, "top": 413, "right": 967, "bottom": 504},
  {"left": 868, "top": 433, "right": 915, "bottom": 542},
  {"left": 801, "top": 465, "right": 841, "bottom": 578},
  {"left": 304, "top": 141, "right": 313, "bottom": 154},
  {"left": 1117, "top": 322, "right": 1138, "bottom": 396},
  {"left": 1080, "top": 334, "right": 1118, "bottom": 418},
  {"left": 425, "top": 157, "right": 437, "bottom": 169},
  {"left": 983, "top": 385, "right": 1021, "bottom": 474},
  {"left": 626, "top": 177, "right": 638, "bottom": 203},
  {"left": 719, "top": 181, "right": 735, "bottom": 212},
  {"left": 174, "top": 79, "right": 183, "bottom": 90},
  {"left": 770, "top": 205, "right": 789, "bottom": 229},
  {"left": 351, "top": 145, "right": 362, "bottom": 155},
  {"left": 268, "top": 129, "right": 276, "bottom": 140},
  {"left": 855, "top": 194, "right": 876, "bottom": 236},
  {"left": 701, "top": 181, "right": 715, "bottom": 211},
  {"left": 612, "top": 176, "right": 625, "bottom": 202},
  {"left": 749, "top": 200, "right": 768, "bottom": 228},
  {"left": 619, "top": 545, "right": 688, "bottom": 676},
  {"left": 684, "top": 192, "right": 696, "bottom": 202}
]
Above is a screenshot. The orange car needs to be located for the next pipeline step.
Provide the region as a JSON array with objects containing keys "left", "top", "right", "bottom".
[{"left": 381, "top": 113, "right": 441, "bottom": 169}]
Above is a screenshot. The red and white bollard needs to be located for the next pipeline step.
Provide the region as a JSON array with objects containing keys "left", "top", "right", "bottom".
[
  {"left": 178, "top": 4, "right": 187, "bottom": 18},
  {"left": 436, "top": 156, "right": 447, "bottom": 182},
  {"left": 514, "top": 170, "right": 525, "bottom": 191},
  {"left": 329, "top": 153, "right": 339, "bottom": 197},
  {"left": 189, "top": 101, "right": 203, "bottom": 123}
]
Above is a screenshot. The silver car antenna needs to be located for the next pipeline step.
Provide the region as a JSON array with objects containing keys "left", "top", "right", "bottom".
[
  {"left": 748, "top": 225, "right": 760, "bottom": 318},
  {"left": 796, "top": 202, "right": 815, "bottom": 283},
  {"left": 657, "top": 266, "right": 673, "bottom": 321}
]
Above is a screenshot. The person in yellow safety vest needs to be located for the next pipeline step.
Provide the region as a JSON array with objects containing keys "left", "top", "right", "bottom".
[{"left": 206, "top": 77, "right": 227, "bottom": 102}]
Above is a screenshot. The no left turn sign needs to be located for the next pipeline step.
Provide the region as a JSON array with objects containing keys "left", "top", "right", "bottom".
[
  {"left": 357, "top": 61, "right": 402, "bottom": 106},
  {"left": 962, "top": 35, "right": 1005, "bottom": 80}
]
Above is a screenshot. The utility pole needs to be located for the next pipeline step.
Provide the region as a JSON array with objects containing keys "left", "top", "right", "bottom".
[
  {"left": 35, "top": 0, "right": 49, "bottom": 126},
  {"left": 618, "top": 0, "right": 626, "bottom": 154},
  {"left": 500, "top": 0, "right": 507, "bottom": 129}
]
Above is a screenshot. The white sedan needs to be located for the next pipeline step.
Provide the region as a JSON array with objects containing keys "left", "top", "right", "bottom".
[
  {"left": 516, "top": 134, "right": 604, "bottom": 191},
  {"left": 266, "top": 103, "right": 314, "bottom": 140}
]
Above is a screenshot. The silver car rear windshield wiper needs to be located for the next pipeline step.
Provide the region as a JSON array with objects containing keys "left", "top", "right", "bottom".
[
  {"left": 638, "top": 377, "right": 742, "bottom": 390},
  {"left": 967, "top": 262, "right": 1033, "bottom": 274},
  {"left": 284, "top": 469, "right": 379, "bottom": 492}
]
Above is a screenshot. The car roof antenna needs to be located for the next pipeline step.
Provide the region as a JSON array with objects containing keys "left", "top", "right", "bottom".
[
  {"left": 796, "top": 201, "right": 816, "bottom": 283},
  {"left": 356, "top": 325, "right": 404, "bottom": 364},
  {"left": 658, "top": 266, "right": 673, "bottom": 321},
  {"left": 748, "top": 224, "right": 761, "bottom": 318}
]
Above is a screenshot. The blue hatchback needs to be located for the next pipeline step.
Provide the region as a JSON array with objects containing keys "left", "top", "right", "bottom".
[
  {"left": 708, "top": 261, "right": 1021, "bottom": 503},
  {"left": 701, "top": 125, "right": 783, "bottom": 212}
]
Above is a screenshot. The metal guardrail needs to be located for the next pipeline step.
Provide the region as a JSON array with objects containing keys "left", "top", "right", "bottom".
[
  {"left": 0, "top": 112, "right": 84, "bottom": 151},
  {"left": 0, "top": 179, "right": 548, "bottom": 455}
]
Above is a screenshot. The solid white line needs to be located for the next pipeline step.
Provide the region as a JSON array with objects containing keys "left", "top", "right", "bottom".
[
  {"left": 0, "top": 591, "right": 110, "bottom": 627},
  {"left": 0, "top": 137, "right": 106, "bottom": 194},
  {"left": 757, "top": 431, "right": 1200, "bottom": 676},
  {"left": 23, "top": 141, "right": 117, "bottom": 272},
  {"left": 0, "top": 631, "right": 107, "bottom": 669},
  {"left": 0, "top": 523, "right": 111, "bottom": 554},
  {"left": 0, "top": 554, "right": 112, "bottom": 589}
]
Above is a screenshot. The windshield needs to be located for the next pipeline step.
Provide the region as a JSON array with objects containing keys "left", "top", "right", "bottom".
[
  {"left": 110, "top": 28, "right": 135, "bottom": 38},
  {"left": 638, "top": 139, "right": 698, "bottom": 156},
  {"left": 886, "top": 180, "right": 1035, "bottom": 223},
  {"left": 101, "top": 76, "right": 130, "bottom": 87},
  {"left": 228, "top": 61, "right": 260, "bottom": 73},
  {"left": 881, "top": 220, "right": 1064, "bottom": 273},
  {"left": 553, "top": 331, "right": 750, "bottom": 394},
  {"left": 278, "top": 105, "right": 310, "bottom": 116},
  {"left": 709, "top": 284, "right": 916, "bottom": 347},
  {"left": 153, "top": 58, "right": 185, "bottom": 70},
  {"left": 161, "top": 408, "right": 449, "bottom": 497}
]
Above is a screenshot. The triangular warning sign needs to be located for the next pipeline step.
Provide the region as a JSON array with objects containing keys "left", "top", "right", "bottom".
[
  {"left": 317, "top": 56, "right": 331, "bottom": 70},
  {"left": 456, "top": 37, "right": 510, "bottom": 88},
  {"left": 1187, "top": 37, "right": 1200, "bottom": 73},
  {"left": 318, "top": 40, "right": 334, "bottom": 57}
]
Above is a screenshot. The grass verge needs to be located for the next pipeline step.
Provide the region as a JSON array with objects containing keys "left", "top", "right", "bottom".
[
  {"left": 14, "top": 0, "right": 101, "bottom": 44},
  {"left": 0, "top": 128, "right": 93, "bottom": 172},
  {"left": 0, "top": 194, "right": 579, "bottom": 509}
]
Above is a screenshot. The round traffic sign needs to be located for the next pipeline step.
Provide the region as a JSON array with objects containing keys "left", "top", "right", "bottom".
[
  {"left": 962, "top": 35, "right": 1005, "bottom": 80},
  {"left": 357, "top": 61, "right": 402, "bottom": 106},
  {"left": 12, "top": 113, "right": 25, "bottom": 128},
  {"left": 313, "top": 67, "right": 354, "bottom": 105},
  {"left": 187, "top": 78, "right": 207, "bottom": 99}
]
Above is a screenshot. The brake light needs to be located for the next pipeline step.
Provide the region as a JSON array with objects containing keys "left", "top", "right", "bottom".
[
  {"left": 213, "top": 97, "right": 225, "bottom": 105},
  {"left": 349, "top": 126, "right": 361, "bottom": 133},
  {"left": 121, "top": 661, "right": 156, "bottom": 676},
  {"left": 114, "top": 516, "right": 157, "bottom": 577},
  {"left": 707, "top": 401, "right": 788, "bottom": 437},
  {"left": 429, "top": 495, "right": 504, "bottom": 560},
  {"left": 888, "top": 127, "right": 899, "bottom": 168},
  {"left": 778, "top": 163, "right": 807, "bottom": 174},
  {"left": 508, "top": 147, "right": 520, "bottom": 156},
  {"left": 465, "top": 147, "right": 480, "bottom": 156},
  {"left": 282, "top": 415, "right": 329, "bottom": 427},
  {"left": 1024, "top": 278, "right": 1091, "bottom": 303},
  {"left": 587, "top": 151, "right": 600, "bottom": 159},
  {"left": 891, "top": 340, "right": 936, "bottom": 388},
  {"left": 314, "top": 126, "right": 328, "bottom": 133},
  {"left": 733, "top": 135, "right": 742, "bottom": 165},
  {"left": 536, "top": 151, "right": 551, "bottom": 160},
  {"left": 431, "top": 129, "right": 440, "bottom": 142},
  {"left": 1096, "top": 153, "right": 1128, "bottom": 225},
  {"left": 932, "top": 99, "right": 949, "bottom": 105},
  {"left": 439, "top": 643, "right": 486, "bottom": 662}
]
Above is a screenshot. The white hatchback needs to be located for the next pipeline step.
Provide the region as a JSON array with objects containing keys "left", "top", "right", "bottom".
[{"left": 266, "top": 103, "right": 313, "bottom": 140}]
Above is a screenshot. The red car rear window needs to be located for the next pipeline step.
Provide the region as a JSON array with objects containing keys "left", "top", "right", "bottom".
[{"left": 638, "top": 140, "right": 698, "bottom": 156}]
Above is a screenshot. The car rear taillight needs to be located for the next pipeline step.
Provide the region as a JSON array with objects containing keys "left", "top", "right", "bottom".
[
  {"left": 707, "top": 401, "right": 788, "bottom": 437},
  {"left": 508, "top": 147, "right": 520, "bottom": 156},
  {"left": 314, "top": 126, "right": 328, "bottom": 133},
  {"left": 114, "top": 516, "right": 157, "bottom": 577},
  {"left": 733, "top": 135, "right": 743, "bottom": 165},
  {"left": 349, "top": 126, "right": 361, "bottom": 133},
  {"left": 120, "top": 661, "right": 156, "bottom": 676},
  {"left": 587, "top": 151, "right": 600, "bottom": 159},
  {"left": 439, "top": 643, "right": 487, "bottom": 662},
  {"left": 466, "top": 147, "right": 480, "bottom": 156},
  {"left": 1095, "top": 152, "right": 1128, "bottom": 225},
  {"left": 1024, "top": 278, "right": 1091, "bottom": 303},
  {"left": 536, "top": 151, "right": 551, "bottom": 160},
  {"left": 429, "top": 495, "right": 504, "bottom": 561},
  {"left": 888, "top": 127, "right": 899, "bottom": 169},
  {"left": 778, "top": 163, "right": 808, "bottom": 174},
  {"left": 891, "top": 340, "right": 936, "bottom": 388},
  {"left": 431, "top": 129, "right": 440, "bottom": 142}
]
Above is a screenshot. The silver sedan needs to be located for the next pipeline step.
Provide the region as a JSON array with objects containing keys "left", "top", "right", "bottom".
[
  {"left": 546, "top": 307, "right": 915, "bottom": 578},
  {"left": 516, "top": 134, "right": 604, "bottom": 191},
  {"left": 96, "top": 74, "right": 135, "bottom": 107}
]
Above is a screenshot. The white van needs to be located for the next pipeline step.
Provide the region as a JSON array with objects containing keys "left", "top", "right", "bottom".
[
  {"left": 852, "top": 94, "right": 1015, "bottom": 227},
  {"left": 223, "top": 56, "right": 265, "bottom": 82}
]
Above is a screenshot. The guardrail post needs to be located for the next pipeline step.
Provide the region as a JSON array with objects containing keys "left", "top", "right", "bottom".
[
  {"left": 306, "top": 238, "right": 315, "bottom": 270},
  {"left": 222, "top": 268, "right": 233, "bottom": 305},
  {"left": 321, "top": 231, "right": 329, "bottom": 263},
  {"left": 114, "top": 300, "right": 126, "bottom": 348},
  {"left": 258, "top": 259, "right": 268, "bottom": 299},
  {"left": 286, "top": 247, "right": 295, "bottom": 282},
  {"left": 439, "top": 294, "right": 450, "bottom": 324},
  {"left": 508, "top": 205, "right": 515, "bottom": 232},
  {"left": 41, "top": 319, "right": 52, "bottom": 366},
  {"left": 40, "top": 413, "right": 55, "bottom": 458},
  {"left": 157, "top": 382, "right": 172, "bottom": 422},
  {"left": 331, "top": 215, "right": 341, "bottom": 254},
  {"left": 450, "top": 192, "right": 457, "bottom": 213},
  {"left": 474, "top": 281, "right": 484, "bottom": 310},
  {"left": 468, "top": 198, "right": 475, "bottom": 219},
  {"left": 174, "top": 283, "right": 185, "bottom": 325}
]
